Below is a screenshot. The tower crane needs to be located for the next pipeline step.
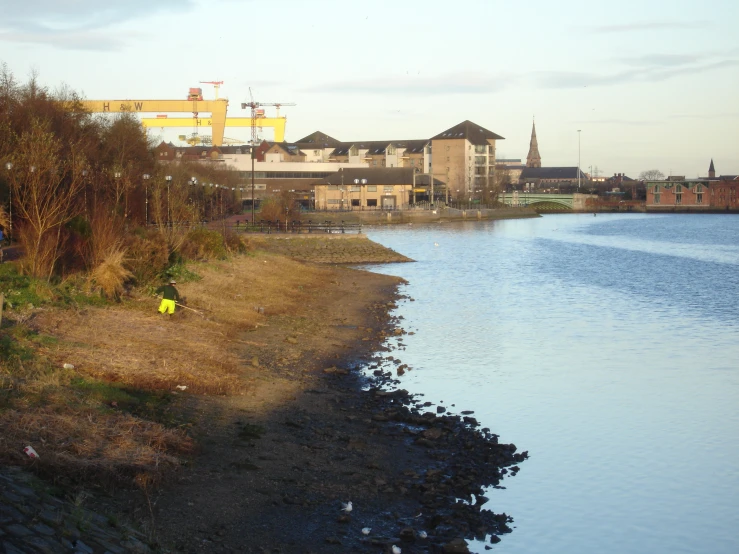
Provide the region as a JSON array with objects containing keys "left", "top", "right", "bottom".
[
  {"left": 200, "top": 80, "right": 224, "bottom": 99},
  {"left": 240, "top": 89, "right": 296, "bottom": 221},
  {"left": 240, "top": 88, "right": 295, "bottom": 145}
]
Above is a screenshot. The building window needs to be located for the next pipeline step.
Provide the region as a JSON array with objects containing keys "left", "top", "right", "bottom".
[
  {"left": 675, "top": 184, "right": 682, "bottom": 205},
  {"left": 387, "top": 145, "right": 396, "bottom": 155},
  {"left": 327, "top": 199, "right": 340, "bottom": 204},
  {"left": 696, "top": 184, "right": 703, "bottom": 204},
  {"left": 383, "top": 186, "right": 394, "bottom": 192},
  {"left": 350, "top": 185, "right": 360, "bottom": 192},
  {"left": 367, "top": 185, "right": 377, "bottom": 192},
  {"left": 367, "top": 199, "right": 377, "bottom": 207},
  {"left": 351, "top": 199, "right": 360, "bottom": 207}
]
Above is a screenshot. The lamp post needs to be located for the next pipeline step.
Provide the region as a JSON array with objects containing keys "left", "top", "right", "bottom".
[
  {"left": 4, "top": 162, "right": 12, "bottom": 245},
  {"left": 165, "top": 175, "right": 172, "bottom": 227},
  {"left": 142, "top": 173, "right": 150, "bottom": 225},
  {"left": 82, "top": 169, "right": 89, "bottom": 216},
  {"left": 113, "top": 171, "right": 122, "bottom": 216},
  {"left": 577, "top": 129, "right": 582, "bottom": 191},
  {"left": 250, "top": 145, "right": 256, "bottom": 223}
]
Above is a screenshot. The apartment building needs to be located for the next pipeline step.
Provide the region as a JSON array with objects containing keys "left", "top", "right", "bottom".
[{"left": 429, "top": 120, "right": 504, "bottom": 199}]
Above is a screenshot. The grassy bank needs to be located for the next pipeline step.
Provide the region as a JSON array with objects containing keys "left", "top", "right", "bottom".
[{"left": 0, "top": 243, "right": 358, "bottom": 490}]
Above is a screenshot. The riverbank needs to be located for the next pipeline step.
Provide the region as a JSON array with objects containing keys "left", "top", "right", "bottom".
[{"left": 1, "top": 237, "right": 526, "bottom": 553}]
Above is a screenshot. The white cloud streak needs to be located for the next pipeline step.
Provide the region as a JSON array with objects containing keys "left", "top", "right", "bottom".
[{"left": 0, "top": 0, "right": 196, "bottom": 50}]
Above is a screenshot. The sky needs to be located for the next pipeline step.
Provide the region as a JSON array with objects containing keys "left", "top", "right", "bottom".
[{"left": 1, "top": 0, "right": 738, "bottom": 178}]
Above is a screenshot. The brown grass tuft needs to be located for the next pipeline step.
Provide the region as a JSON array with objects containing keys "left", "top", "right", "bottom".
[{"left": 89, "top": 247, "right": 134, "bottom": 298}]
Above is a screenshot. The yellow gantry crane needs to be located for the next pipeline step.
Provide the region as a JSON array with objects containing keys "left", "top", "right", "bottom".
[
  {"left": 76, "top": 86, "right": 294, "bottom": 146},
  {"left": 78, "top": 95, "right": 230, "bottom": 146},
  {"left": 142, "top": 115, "right": 288, "bottom": 142}
]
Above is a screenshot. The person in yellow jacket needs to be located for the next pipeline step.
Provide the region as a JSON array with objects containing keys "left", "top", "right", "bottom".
[{"left": 157, "top": 278, "right": 180, "bottom": 316}]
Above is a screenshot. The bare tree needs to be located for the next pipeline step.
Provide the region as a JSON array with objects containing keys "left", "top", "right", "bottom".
[
  {"left": 149, "top": 174, "right": 198, "bottom": 255},
  {"left": 638, "top": 169, "right": 665, "bottom": 181},
  {"left": 8, "top": 119, "right": 85, "bottom": 279}
]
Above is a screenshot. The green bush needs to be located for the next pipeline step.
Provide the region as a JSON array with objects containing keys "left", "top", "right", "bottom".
[{"left": 181, "top": 227, "right": 227, "bottom": 260}]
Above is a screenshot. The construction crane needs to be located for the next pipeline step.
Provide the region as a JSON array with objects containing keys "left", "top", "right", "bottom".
[
  {"left": 200, "top": 81, "right": 224, "bottom": 99},
  {"left": 240, "top": 89, "right": 295, "bottom": 222},
  {"left": 240, "top": 88, "right": 295, "bottom": 145}
]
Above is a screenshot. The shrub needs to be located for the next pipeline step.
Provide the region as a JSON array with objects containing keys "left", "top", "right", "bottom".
[
  {"left": 88, "top": 247, "right": 134, "bottom": 299},
  {"left": 124, "top": 231, "right": 170, "bottom": 285},
  {"left": 224, "top": 231, "right": 249, "bottom": 254},
  {"left": 181, "top": 227, "right": 227, "bottom": 260}
]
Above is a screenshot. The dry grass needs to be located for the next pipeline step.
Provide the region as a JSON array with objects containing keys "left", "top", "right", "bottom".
[
  {"left": 88, "top": 247, "right": 134, "bottom": 298},
  {"left": 181, "top": 250, "right": 334, "bottom": 329},
  {"left": 31, "top": 250, "right": 333, "bottom": 395},
  {"left": 3, "top": 248, "right": 336, "bottom": 487},
  {"left": 0, "top": 406, "right": 193, "bottom": 485}
]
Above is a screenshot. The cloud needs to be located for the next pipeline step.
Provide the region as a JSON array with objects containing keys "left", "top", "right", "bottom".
[
  {"left": 582, "top": 119, "right": 661, "bottom": 126},
  {"left": 0, "top": 0, "right": 196, "bottom": 50},
  {"left": 619, "top": 54, "right": 701, "bottom": 67},
  {"left": 302, "top": 73, "right": 513, "bottom": 95},
  {"left": 589, "top": 21, "right": 709, "bottom": 33},
  {"left": 668, "top": 112, "right": 739, "bottom": 120},
  {"left": 531, "top": 58, "right": 739, "bottom": 89},
  {"left": 301, "top": 51, "right": 737, "bottom": 96},
  {"left": 0, "top": 30, "right": 140, "bottom": 51}
]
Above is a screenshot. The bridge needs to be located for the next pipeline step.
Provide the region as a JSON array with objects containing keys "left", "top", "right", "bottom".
[{"left": 498, "top": 192, "right": 595, "bottom": 211}]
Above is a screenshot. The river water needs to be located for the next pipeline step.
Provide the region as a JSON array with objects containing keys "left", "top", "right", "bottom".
[{"left": 361, "top": 213, "right": 739, "bottom": 554}]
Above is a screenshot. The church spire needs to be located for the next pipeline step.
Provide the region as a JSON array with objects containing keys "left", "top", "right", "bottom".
[
  {"left": 526, "top": 119, "right": 541, "bottom": 168},
  {"left": 708, "top": 158, "right": 715, "bottom": 178}
]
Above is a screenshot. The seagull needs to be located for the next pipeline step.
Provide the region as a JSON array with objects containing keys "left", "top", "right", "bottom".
[
  {"left": 418, "top": 530, "right": 428, "bottom": 539},
  {"left": 361, "top": 527, "right": 371, "bottom": 535},
  {"left": 341, "top": 501, "right": 352, "bottom": 513},
  {"left": 392, "top": 545, "right": 402, "bottom": 554}
]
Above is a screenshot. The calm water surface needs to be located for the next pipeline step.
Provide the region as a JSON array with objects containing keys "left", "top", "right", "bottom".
[{"left": 361, "top": 213, "right": 739, "bottom": 554}]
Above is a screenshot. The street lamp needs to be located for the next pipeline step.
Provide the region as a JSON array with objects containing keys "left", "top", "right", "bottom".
[
  {"left": 142, "top": 173, "right": 150, "bottom": 225},
  {"left": 4, "top": 162, "right": 12, "bottom": 244},
  {"left": 82, "top": 169, "right": 89, "bottom": 216},
  {"left": 577, "top": 130, "right": 582, "bottom": 191},
  {"left": 165, "top": 175, "right": 172, "bottom": 227}
]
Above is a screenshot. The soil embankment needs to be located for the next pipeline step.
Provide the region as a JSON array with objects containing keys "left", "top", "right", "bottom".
[{"left": 1, "top": 236, "right": 526, "bottom": 553}]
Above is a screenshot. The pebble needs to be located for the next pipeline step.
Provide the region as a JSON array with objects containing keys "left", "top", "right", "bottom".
[{"left": 0, "top": 467, "right": 153, "bottom": 554}]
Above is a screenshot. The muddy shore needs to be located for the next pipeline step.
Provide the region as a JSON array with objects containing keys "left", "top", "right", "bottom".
[{"left": 1, "top": 238, "right": 527, "bottom": 553}]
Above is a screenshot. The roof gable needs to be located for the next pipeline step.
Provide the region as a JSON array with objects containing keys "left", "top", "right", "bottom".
[
  {"left": 431, "top": 120, "right": 505, "bottom": 145},
  {"left": 295, "top": 131, "right": 342, "bottom": 147}
]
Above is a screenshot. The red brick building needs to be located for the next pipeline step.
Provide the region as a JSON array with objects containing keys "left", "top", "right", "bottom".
[
  {"left": 646, "top": 178, "right": 709, "bottom": 209},
  {"left": 711, "top": 177, "right": 739, "bottom": 210}
]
